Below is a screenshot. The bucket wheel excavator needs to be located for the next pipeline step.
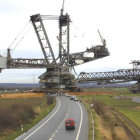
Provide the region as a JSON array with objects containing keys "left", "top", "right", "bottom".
[{"left": 0, "top": 7, "right": 109, "bottom": 92}]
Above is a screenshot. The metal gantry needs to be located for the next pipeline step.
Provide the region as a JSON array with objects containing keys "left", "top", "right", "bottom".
[
  {"left": 130, "top": 60, "right": 140, "bottom": 69},
  {"left": 0, "top": 7, "right": 109, "bottom": 91},
  {"left": 77, "top": 69, "right": 140, "bottom": 83}
]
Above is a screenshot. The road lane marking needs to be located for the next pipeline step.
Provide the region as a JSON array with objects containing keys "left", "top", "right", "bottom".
[
  {"left": 22, "top": 98, "right": 61, "bottom": 140},
  {"left": 48, "top": 112, "right": 69, "bottom": 140},
  {"left": 51, "top": 133, "right": 55, "bottom": 137},
  {"left": 55, "top": 129, "right": 58, "bottom": 133},
  {"left": 76, "top": 102, "right": 83, "bottom": 140},
  {"left": 48, "top": 100, "right": 70, "bottom": 140},
  {"left": 15, "top": 133, "right": 26, "bottom": 140}
]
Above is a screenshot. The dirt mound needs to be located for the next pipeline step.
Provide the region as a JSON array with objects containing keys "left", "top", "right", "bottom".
[{"left": 0, "top": 93, "right": 45, "bottom": 98}]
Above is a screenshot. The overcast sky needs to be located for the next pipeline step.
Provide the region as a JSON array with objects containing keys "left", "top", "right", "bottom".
[{"left": 0, "top": 0, "right": 140, "bottom": 83}]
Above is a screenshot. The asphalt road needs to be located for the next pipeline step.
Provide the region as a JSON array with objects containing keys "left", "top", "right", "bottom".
[{"left": 16, "top": 96, "right": 88, "bottom": 140}]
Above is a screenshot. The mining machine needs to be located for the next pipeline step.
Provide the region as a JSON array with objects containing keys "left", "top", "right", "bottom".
[
  {"left": 77, "top": 62, "right": 140, "bottom": 93},
  {"left": 0, "top": 7, "right": 109, "bottom": 92}
]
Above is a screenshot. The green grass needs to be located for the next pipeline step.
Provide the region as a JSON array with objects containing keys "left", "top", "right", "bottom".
[
  {"left": 92, "top": 111, "right": 102, "bottom": 140},
  {"left": 116, "top": 107, "right": 140, "bottom": 129},
  {"left": 0, "top": 98, "right": 45, "bottom": 107},
  {"left": 82, "top": 87, "right": 130, "bottom": 92},
  {"left": 79, "top": 96, "right": 102, "bottom": 140},
  {"left": 120, "top": 93, "right": 140, "bottom": 96},
  {"left": 0, "top": 97, "right": 56, "bottom": 140},
  {"left": 104, "top": 99, "right": 140, "bottom": 107},
  {"left": 80, "top": 93, "right": 140, "bottom": 139},
  {"left": 82, "top": 94, "right": 140, "bottom": 107},
  {"left": 78, "top": 97, "right": 92, "bottom": 140}
]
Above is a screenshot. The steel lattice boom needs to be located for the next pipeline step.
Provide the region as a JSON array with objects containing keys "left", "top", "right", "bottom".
[
  {"left": 0, "top": 7, "right": 110, "bottom": 92},
  {"left": 77, "top": 69, "right": 140, "bottom": 83}
]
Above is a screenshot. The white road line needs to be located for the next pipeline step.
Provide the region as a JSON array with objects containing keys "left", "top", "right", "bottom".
[
  {"left": 75, "top": 102, "right": 83, "bottom": 140},
  {"left": 15, "top": 133, "right": 26, "bottom": 140},
  {"left": 22, "top": 98, "right": 61, "bottom": 140},
  {"left": 51, "top": 133, "right": 55, "bottom": 138},
  {"left": 48, "top": 112, "right": 69, "bottom": 140},
  {"left": 55, "top": 129, "right": 58, "bottom": 133}
]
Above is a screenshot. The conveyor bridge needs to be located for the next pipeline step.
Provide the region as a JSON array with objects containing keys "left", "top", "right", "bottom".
[{"left": 77, "top": 69, "right": 140, "bottom": 83}]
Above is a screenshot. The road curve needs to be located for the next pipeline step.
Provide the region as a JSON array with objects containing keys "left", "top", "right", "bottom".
[{"left": 16, "top": 96, "right": 88, "bottom": 140}]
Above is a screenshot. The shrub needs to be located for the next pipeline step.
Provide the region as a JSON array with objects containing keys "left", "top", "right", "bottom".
[
  {"left": 47, "top": 96, "right": 55, "bottom": 105},
  {"left": 93, "top": 100, "right": 106, "bottom": 115},
  {"left": 0, "top": 104, "right": 35, "bottom": 132}
]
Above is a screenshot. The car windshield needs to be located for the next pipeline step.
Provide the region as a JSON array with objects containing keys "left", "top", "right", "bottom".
[{"left": 66, "top": 120, "right": 73, "bottom": 124}]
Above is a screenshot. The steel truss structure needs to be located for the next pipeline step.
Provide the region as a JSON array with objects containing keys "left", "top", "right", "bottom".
[
  {"left": 77, "top": 69, "right": 140, "bottom": 83},
  {"left": 130, "top": 60, "right": 140, "bottom": 69},
  {"left": 0, "top": 7, "right": 109, "bottom": 91}
]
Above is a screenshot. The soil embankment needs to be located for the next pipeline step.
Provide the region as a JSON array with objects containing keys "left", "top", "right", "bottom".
[{"left": 0, "top": 93, "right": 45, "bottom": 98}]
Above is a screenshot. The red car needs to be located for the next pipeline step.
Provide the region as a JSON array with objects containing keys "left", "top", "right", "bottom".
[{"left": 65, "top": 119, "right": 75, "bottom": 130}]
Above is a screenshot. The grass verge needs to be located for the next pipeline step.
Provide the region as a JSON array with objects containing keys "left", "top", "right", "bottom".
[
  {"left": 0, "top": 97, "right": 56, "bottom": 140},
  {"left": 78, "top": 97, "right": 92, "bottom": 140},
  {"left": 79, "top": 96, "right": 96, "bottom": 140},
  {"left": 78, "top": 93, "right": 140, "bottom": 140},
  {"left": 116, "top": 107, "right": 140, "bottom": 129}
]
